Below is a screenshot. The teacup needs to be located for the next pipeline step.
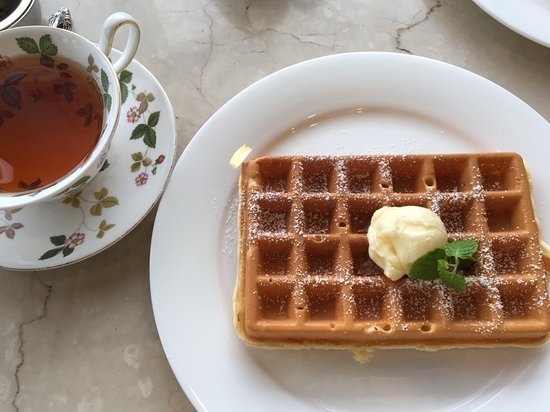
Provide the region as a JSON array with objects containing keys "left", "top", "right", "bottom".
[{"left": 0, "top": 12, "right": 140, "bottom": 209}]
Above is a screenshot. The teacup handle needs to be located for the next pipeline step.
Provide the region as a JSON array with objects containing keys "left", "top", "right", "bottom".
[{"left": 98, "top": 12, "right": 140, "bottom": 74}]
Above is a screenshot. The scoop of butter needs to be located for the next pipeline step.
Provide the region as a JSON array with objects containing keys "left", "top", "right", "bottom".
[{"left": 367, "top": 206, "right": 448, "bottom": 281}]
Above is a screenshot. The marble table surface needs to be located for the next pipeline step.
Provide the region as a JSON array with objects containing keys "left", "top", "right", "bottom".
[{"left": 1, "top": 0, "right": 549, "bottom": 411}]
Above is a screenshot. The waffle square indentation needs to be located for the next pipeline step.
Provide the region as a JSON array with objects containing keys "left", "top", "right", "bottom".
[
  {"left": 305, "top": 238, "right": 339, "bottom": 276},
  {"left": 433, "top": 156, "right": 473, "bottom": 192},
  {"left": 255, "top": 158, "right": 293, "bottom": 192},
  {"left": 256, "top": 197, "right": 292, "bottom": 233},
  {"left": 352, "top": 284, "right": 385, "bottom": 320},
  {"left": 478, "top": 155, "right": 522, "bottom": 192},
  {"left": 499, "top": 282, "right": 542, "bottom": 320},
  {"left": 345, "top": 158, "right": 378, "bottom": 193},
  {"left": 302, "top": 159, "right": 336, "bottom": 193},
  {"left": 257, "top": 238, "right": 292, "bottom": 276},
  {"left": 485, "top": 195, "right": 525, "bottom": 232},
  {"left": 436, "top": 197, "right": 477, "bottom": 234},
  {"left": 303, "top": 197, "right": 337, "bottom": 234},
  {"left": 257, "top": 282, "right": 294, "bottom": 320},
  {"left": 400, "top": 283, "right": 438, "bottom": 322},
  {"left": 305, "top": 284, "right": 340, "bottom": 321},
  {"left": 451, "top": 286, "right": 493, "bottom": 321},
  {"left": 491, "top": 237, "right": 533, "bottom": 275},
  {"left": 389, "top": 157, "right": 424, "bottom": 193}
]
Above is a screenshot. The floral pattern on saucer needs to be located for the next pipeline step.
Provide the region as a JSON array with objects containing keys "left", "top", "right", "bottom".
[
  {"left": 39, "top": 185, "right": 119, "bottom": 260},
  {"left": 121, "top": 73, "right": 167, "bottom": 187},
  {"left": 0, "top": 50, "right": 176, "bottom": 270}
]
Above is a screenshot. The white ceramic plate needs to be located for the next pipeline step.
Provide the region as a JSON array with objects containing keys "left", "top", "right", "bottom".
[
  {"left": 473, "top": 0, "right": 550, "bottom": 47},
  {"left": 0, "top": 50, "right": 176, "bottom": 270},
  {"left": 150, "top": 52, "right": 550, "bottom": 411}
]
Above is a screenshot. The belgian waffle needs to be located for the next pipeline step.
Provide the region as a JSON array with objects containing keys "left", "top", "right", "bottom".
[{"left": 234, "top": 153, "right": 550, "bottom": 351}]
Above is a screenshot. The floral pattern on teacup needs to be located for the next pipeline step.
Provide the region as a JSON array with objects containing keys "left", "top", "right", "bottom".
[
  {"left": 86, "top": 54, "right": 113, "bottom": 113},
  {"left": 0, "top": 34, "right": 115, "bottom": 199},
  {"left": 0, "top": 35, "right": 112, "bottom": 126}
]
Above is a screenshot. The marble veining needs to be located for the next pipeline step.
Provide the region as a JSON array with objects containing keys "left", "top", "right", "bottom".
[
  {"left": 0, "top": 0, "right": 549, "bottom": 411},
  {"left": 12, "top": 277, "right": 52, "bottom": 412},
  {"left": 395, "top": 0, "right": 442, "bottom": 53}
]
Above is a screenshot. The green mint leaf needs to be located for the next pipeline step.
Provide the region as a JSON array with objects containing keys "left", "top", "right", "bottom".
[
  {"left": 445, "top": 239, "right": 478, "bottom": 260},
  {"left": 409, "top": 248, "right": 445, "bottom": 280},
  {"left": 437, "top": 258, "right": 450, "bottom": 275},
  {"left": 408, "top": 239, "right": 478, "bottom": 292},
  {"left": 16, "top": 37, "right": 39, "bottom": 53},
  {"left": 439, "top": 270, "right": 467, "bottom": 292}
]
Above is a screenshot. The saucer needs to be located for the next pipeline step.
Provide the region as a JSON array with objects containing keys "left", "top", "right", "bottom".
[{"left": 0, "top": 50, "right": 176, "bottom": 270}]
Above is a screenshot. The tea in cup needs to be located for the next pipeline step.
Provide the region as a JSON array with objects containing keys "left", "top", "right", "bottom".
[{"left": 0, "top": 12, "right": 140, "bottom": 209}]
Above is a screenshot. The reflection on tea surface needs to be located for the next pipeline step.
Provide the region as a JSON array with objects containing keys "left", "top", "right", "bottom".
[{"left": 0, "top": 54, "right": 103, "bottom": 193}]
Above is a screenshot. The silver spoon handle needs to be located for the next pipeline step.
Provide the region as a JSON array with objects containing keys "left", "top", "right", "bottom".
[{"left": 48, "top": 7, "right": 72, "bottom": 30}]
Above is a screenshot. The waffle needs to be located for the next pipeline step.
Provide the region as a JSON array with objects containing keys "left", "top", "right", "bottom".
[{"left": 234, "top": 153, "right": 550, "bottom": 351}]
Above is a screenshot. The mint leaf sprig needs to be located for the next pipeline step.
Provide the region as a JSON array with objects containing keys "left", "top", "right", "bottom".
[{"left": 409, "top": 240, "right": 478, "bottom": 292}]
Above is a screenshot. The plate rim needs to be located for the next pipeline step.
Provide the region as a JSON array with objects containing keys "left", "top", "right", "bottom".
[{"left": 472, "top": 0, "right": 550, "bottom": 48}]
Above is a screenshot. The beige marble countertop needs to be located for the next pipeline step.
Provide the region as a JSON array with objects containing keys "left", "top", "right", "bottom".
[{"left": 1, "top": 1, "right": 549, "bottom": 411}]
